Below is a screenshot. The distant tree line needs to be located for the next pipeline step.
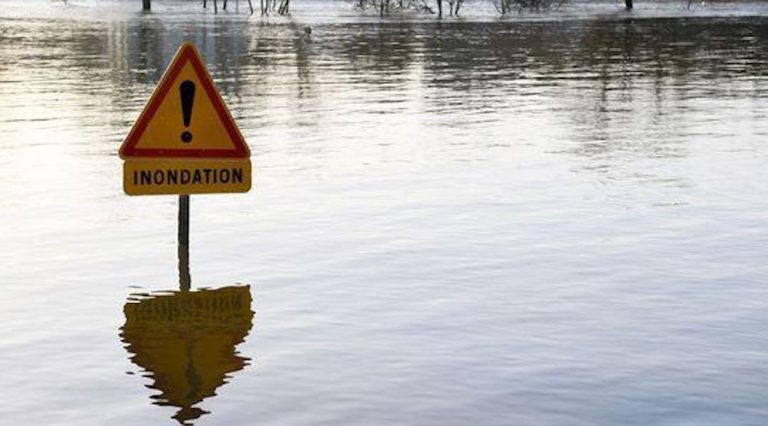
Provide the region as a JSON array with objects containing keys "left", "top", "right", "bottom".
[
  {"left": 355, "top": 0, "right": 638, "bottom": 17},
  {"left": 141, "top": 0, "right": 644, "bottom": 16},
  {"left": 141, "top": 0, "right": 290, "bottom": 14}
]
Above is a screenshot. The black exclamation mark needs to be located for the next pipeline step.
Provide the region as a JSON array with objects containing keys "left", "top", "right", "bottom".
[{"left": 180, "top": 80, "right": 195, "bottom": 143}]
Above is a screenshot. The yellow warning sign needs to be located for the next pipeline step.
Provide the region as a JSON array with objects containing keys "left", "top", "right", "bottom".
[{"left": 119, "top": 41, "right": 251, "bottom": 195}]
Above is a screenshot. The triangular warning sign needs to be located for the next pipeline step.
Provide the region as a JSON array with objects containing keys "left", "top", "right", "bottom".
[{"left": 119, "top": 42, "right": 250, "bottom": 159}]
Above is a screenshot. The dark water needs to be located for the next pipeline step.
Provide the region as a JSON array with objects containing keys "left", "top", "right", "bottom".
[{"left": 1, "top": 1, "right": 768, "bottom": 424}]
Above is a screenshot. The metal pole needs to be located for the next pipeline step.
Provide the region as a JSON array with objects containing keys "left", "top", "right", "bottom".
[{"left": 178, "top": 195, "right": 191, "bottom": 292}]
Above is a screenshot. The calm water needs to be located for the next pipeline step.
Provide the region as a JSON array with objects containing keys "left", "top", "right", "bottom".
[{"left": 1, "top": 1, "right": 768, "bottom": 424}]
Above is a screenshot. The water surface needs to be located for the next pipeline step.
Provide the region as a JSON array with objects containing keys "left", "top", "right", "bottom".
[{"left": 1, "top": 1, "right": 768, "bottom": 425}]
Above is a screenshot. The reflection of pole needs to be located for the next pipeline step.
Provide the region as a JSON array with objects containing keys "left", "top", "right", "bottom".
[{"left": 179, "top": 195, "right": 191, "bottom": 292}]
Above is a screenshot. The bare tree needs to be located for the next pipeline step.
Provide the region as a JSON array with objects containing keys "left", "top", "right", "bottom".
[
  {"left": 277, "top": 0, "right": 290, "bottom": 14},
  {"left": 353, "top": 0, "right": 434, "bottom": 16},
  {"left": 495, "top": 0, "right": 567, "bottom": 14},
  {"left": 444, "top": 0, "right": 466, "bottom": 16}
]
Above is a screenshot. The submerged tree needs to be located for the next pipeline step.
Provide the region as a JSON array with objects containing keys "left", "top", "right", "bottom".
[
  {"left": 496, "top": 0, "right": 567, "bottom": 14},
  {"left": 260, "top": 0, "right": 291, "bottom": 15},
  {"left": 356, "top": 0, "right": 433, "bottom": 17},
  {"left": 446, "top": 0, "right": 467, "bottom": 16},
  {"left": 435, "top": 0, "right": 467, "bottom": 18}
]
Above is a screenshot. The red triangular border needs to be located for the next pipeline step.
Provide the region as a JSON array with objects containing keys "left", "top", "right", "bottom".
[{"left": 119, "top": 42, "right": 250, "bottom": 159}]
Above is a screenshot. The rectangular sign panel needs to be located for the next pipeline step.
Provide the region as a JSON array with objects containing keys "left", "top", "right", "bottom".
[{"left": 124, "top": 159, "right": 251, "bottom": 195}]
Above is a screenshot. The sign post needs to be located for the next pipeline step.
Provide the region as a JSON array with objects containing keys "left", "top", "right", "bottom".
[
  {"left": 178, "top": 194, "right": 191, "bottom": 291},
  {"left": 119, "top": 41, "right": 252, "bottom": 290}
]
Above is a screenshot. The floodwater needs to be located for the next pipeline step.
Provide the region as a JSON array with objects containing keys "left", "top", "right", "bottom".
[{"left": 1, "top": 1, "right": 768, "bottom": 424}]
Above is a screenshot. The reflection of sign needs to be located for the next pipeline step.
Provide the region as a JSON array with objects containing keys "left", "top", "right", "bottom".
[
  {"left": 119, "top": 41, "right": 251, "bottom": 195},
  {"left": 121, "top": 285, "right": 254, "bottom": 424}
]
